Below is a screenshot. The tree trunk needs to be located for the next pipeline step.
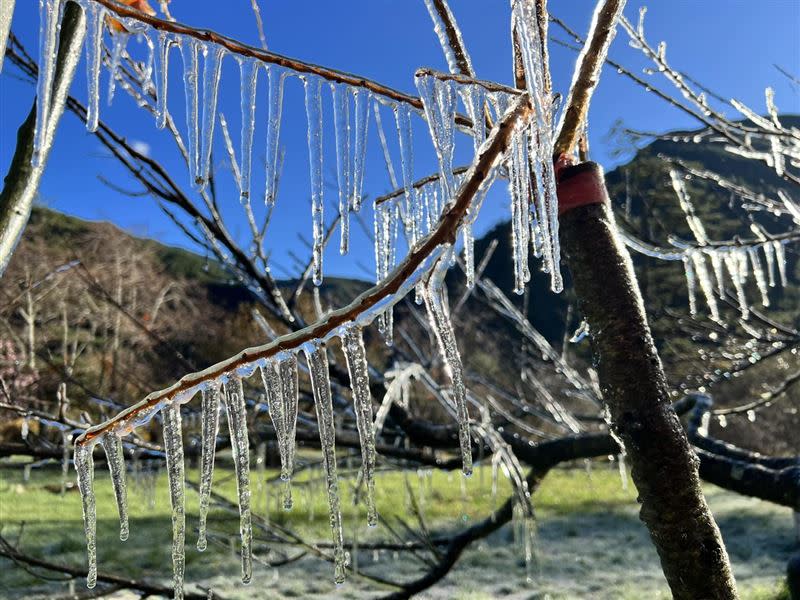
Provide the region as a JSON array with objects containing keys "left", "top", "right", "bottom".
[{"left": 558, "top": 161, "right": 738, "bottom": 599}]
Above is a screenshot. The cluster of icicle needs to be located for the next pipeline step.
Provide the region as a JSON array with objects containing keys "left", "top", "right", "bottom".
[
  {"left": 75, "top": 326, "right": 381, "bottom": 597},
  {"left": 36, "top": 0, "right": 563, "bottom": 297},
  {"left": 622, "top": 171, "right": 791, "bottom": 322}
]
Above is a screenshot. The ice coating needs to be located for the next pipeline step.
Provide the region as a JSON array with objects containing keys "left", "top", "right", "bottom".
[
  {"left": 162, "top": 403, "right": 186, "bottom": 600},
  {"left": 197, "top": 383, "right": 221, "bottom": 551},
  {"left": 304, "top": 75, "right": 325, "bottom": 285},
  {"left": 222, "top": 377, "right": 253, "bottom": 584},
  {"left": 341, "top": 326, "right": 378, "bottom": 526},
  {"left": 303, "top": 342, "right": 347, "bottom": 583},
  {"left": 422, "top": 0, "right": 474, "bottom": 76},
  {"left": 101, "top": 432, "right": 129, "bottom": 541}
]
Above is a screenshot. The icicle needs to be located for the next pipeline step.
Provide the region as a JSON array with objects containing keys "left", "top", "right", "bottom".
[
  {"left": 303, "top": 342, "right": 346, "bottom": 583},
  {"left": 197, "top": 383, "right": 221, "bottom": 551},
  {"left": 162, "top": 404, "right": 186, "bottom": 600},
  {"left": 83, "top": 1, "right": 105, "bottom": 133},
  {"left": 61, "top": 429, "right": 71, "bottom": 495},
  {"left": 156, "top": 31, "right": 171, "bottom": 129},
  {"left": 416, "top": 74, "right": 457, "bottom": 204},
  {"left": 747, "top": 247, "right": 770, "bottom": 307},
  {"left": 422, "top": 248, "right": 472, "bottom": 476},
  {"left": 351, "top": 88, "right": 371, "bottom": 211},
  {"left": 461, "top": 84, "right": 487, "bottom": 153},
  {"left": 724, "top": 251, "right": 749, "bottom": 319},
  {"left": 236, "top": 58, "right": 259, "bottom": 203},
  {"left": 279, "top": 354, "right": 299, "bottom": 508},
  {"left": 332, "top": 83, "right": 352, "bottom": 254},
  {"left": 762, "top": 242, "right": 776, "bottom": 288},
  {"left": 341, "top": 327, "right": 378, "bottom": 527},
  {"left": 33, "top": 0, "right": 63, "bottom": 166},
  {"left": 198, "top": 45, "right": 224, "bottom": 190},
  {"left": 463, "top": 222, "right": 475, "bottom": 289},
  {"left": 773, "top": 241, "right": 788, "bottom": 287},
  {"left": 180, "top": 37, "right": 201, "bottom": 187},
  {"left": 683, "top": 254, "right": 697, "bottom": 316},
  {"left": 304, "top": 76, "right": 325, "bottom": 285},
  {"left": 223, "top": 377, "right": 253, "bottom": 584},
  {"left": 264, "top": 65, "right": 286, "bottom": 206},
  {"left": 261, "top": 359, "right": 291, "bottom": 508},
  {"left": 569, "top": 319, "right": 589, "bottom": 343},
  {"left": 708, "top": 250, "right": 726, "bottom": 297},
  {"left": 691, "top": 251, "right": 721, "bottom": 322},
  {"left": 394, "top": 103, "right": 418, "bottom": 243},
  {"left": 20, "top": 417, "right": 28, "bottom": 440},
  {"left": 75, "top": 442, "right": 97, "bottom": 589},
  {"left": 101, "top": 433, "right": 129, "bottom": 541},
  {"left": 513, "top": 0, "right": 563, "bottom": 293},
  {"left": 507, "top": 127, "right": 530, "bottom": 294},
  {"left": 106, "top": 32, "right": 128, "bottom": 106}
]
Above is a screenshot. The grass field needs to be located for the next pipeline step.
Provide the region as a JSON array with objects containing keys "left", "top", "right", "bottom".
[{"left": 0, "top": 457, "right": 793, "bottom": 599}]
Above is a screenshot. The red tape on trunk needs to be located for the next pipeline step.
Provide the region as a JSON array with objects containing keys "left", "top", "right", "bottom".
[{"left": 555, "top": 160, "right": 609, "bottom": 216}]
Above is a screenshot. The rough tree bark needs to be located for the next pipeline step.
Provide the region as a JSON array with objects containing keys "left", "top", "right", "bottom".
[{"left": 558, "top": 161, "right": 738, "bottom": 599}]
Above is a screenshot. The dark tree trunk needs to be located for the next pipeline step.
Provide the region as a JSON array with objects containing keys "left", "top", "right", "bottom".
[{"left": 558, "top": 162, "right": 738, "bottom": 599}]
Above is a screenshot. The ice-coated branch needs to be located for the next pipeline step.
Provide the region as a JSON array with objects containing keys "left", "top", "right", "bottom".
[
  {"left": 423, "top": 0, "right": 475, "bottom": 77},
  {"left": 80, "top": 0, "right": 474, "bottom": 128},
  {"left": 553, "top": 0, "right": 626, "bottom": 156},
  {"left": 74, "top": 91, "right": 532, "bottom": 446},
  {"left": 0, "top": 2, "right": 85, "bottom": 277}
]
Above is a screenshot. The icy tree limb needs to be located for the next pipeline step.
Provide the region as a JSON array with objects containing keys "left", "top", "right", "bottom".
[
  {"left": 423, "top": 0, "right": 475, "bottom": 77},
  {"left": 75, "top": 92, "right": 533, "bottom": 447},
  {"left": 553, "top": 0, "right": 626, "bottom": 156},
  {"left": 0, "top": 1, "right": 85, "bottom": 277}
]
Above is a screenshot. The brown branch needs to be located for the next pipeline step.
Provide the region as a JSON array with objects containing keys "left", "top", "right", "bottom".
[
  {"left": 75, "top": 92, "right": 533, "bottom": 447},
  {"left": 553, "top": 0, "right": 626, "bottom": 156}
]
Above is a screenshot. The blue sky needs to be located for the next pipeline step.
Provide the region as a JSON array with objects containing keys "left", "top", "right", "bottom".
[{"left": 1, "top": 0, "right": 799, "bottom": 281}]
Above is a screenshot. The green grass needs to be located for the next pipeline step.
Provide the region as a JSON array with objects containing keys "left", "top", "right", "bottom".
[{"left": 0, "top": 461, "right": 790, "bottom": 598}]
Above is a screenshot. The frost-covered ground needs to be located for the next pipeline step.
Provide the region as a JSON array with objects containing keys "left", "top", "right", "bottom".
[{"left": 0, "top": 466, "right": 793, "bottom": 599}]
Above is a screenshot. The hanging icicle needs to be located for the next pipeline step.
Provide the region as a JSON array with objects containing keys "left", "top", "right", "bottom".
[
  {"left": 180, "top": 37, "right": 201, "bottom": 187},
  {"left": 304, "top": 75, "right": 325, "bottom": 285},
  {"left": 332, "top": 83, "right": 352, "bottom": 254},
  {"left": 162, "top": 403, "right": 186, "bottom": 600},
  {"left": 74, "top": 441, "right": 97, "bottom": 589},
  {"left": 303, "top": 342, "right": 347, "bottom": 583},
  {"left": 223, "top": 376, "right": 253, "bottom": 584},
  {"left": 422, "top": 248, "right": 473, "bottom": 476},
  {"left": 237, "top": 57, "right": 259, "bottom": 203},
  {"left": 197, "top": 383, "right": 221, "bottom": 551},
  {"left": 101, "top": 432, "right": 129, "bottom": 542},
  {"left": 264, "top": 64, "right": 286, "bottom": 207},
  {"left": 340, "top": 326, "right": 378, "bottom": 526}
]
